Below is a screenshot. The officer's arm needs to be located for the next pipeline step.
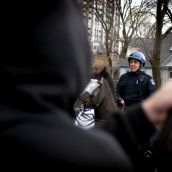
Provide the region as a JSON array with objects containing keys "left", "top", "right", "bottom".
[
  {"left": 148, "top": 77, "right": 156, "bottom": 95},
  {"left": 116, "top": 76, "right": 125, "bottom": 106},
  {"left": 116, "top": 75, "right": 125, "bottom": 98},
  {"left": 116, "top": 81, "right": 121, "bottom": 99}
]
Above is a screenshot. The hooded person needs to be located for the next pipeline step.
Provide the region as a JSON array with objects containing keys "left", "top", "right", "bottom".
[
  {"left": 0, "top": 0, "right": 172, "bottom": 171},
  {"left": 0, "top": 1, "right": 132, "bottom": 170}
]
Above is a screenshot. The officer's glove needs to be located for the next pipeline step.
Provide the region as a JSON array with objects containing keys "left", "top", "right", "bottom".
[
  {"left": 118, "top": 98, "right": 125, "bottom": 105},
  {"left": 116, "top": 98, "right": 125, "bottom": 109}
]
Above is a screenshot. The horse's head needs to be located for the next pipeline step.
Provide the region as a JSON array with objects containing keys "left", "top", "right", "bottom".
[
  {"left": 79, "top": 78, "right": 103, "bottom": 109},
  {"left": 74, "top": 67, "right": 118, "bottom": 122},
  {"left": 92, "top": 66, "right": 115, "bottom": 97}
]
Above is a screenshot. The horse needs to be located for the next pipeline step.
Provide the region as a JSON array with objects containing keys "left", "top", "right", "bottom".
[{"left": 74, "top": 67, "right": 118, "bottom": 128}]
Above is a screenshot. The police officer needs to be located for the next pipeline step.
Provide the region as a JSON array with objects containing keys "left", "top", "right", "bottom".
[{"left": 116, "top": 51, "right": 156, "bottom": 108}]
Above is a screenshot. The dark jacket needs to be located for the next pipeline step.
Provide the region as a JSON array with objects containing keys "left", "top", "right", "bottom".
[
  {"left": 116, "top": 70, "right": 156, "bottom": 106},
  {"left": 0, "top": 0, "right": 156, "bottom": 171}
]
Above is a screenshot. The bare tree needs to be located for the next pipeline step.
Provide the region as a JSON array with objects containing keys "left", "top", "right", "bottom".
[
  {"left": 80, "top": 0, "right": 119, "bottom": 74},
  {"left": 151, "top": 0, "right": 172, "bottom": 87},
  {"left": 91, "top": 0, "right": 117, "bottom": 71},
  {"left": 115, "top": 0, "right": 152, "bottom": 59},
  {"left": 136, "top": 0, "right": 172, "bottom": 87}
]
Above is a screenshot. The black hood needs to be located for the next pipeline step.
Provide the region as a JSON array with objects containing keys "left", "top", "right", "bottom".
[{"left": 1, "top": 0, "right": 91, "bottom": 113}]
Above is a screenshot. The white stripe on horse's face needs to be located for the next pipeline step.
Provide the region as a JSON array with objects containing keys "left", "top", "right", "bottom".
[{"left": 84, "top": 79, "right": 102, "bottom": 95}]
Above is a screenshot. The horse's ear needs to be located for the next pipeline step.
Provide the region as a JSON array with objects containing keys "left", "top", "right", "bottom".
[
  {"left": 102, "top": 66, "right": 106, "bottom": 73},
  {"left": 103, "top": 66, "right": 106, "bottom": 70},
  {"left": 99, "top": 66, "right": 106, "bottom": 77},
  {"left": 100, "top": 77, "right": 104, "bottom": 84}
]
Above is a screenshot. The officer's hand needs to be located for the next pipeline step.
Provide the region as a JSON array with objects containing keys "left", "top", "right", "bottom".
[{"left": 118, "top": 98, "right": 125, "bottom": 105}]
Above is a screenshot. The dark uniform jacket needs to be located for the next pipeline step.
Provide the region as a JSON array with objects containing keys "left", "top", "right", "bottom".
[
  {"left": 116, "top": 70, "right": 156, "bottom": 106},
  {"left": 0, "top": 0, "right": 156, "bottom": 171}
]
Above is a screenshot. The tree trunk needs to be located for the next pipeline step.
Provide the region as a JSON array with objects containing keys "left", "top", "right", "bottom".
[
  {"left": 105, "top": 33, "right": 113, "bottom": 75},
  {"left": 152, "top": 51, "right": 161, "bottom": 88},
  {"left": 120, "top": 40, "right": 128, "bottom": 59},
  {"left": 152, "top": 0, "right": 164, "bottom": 88}
]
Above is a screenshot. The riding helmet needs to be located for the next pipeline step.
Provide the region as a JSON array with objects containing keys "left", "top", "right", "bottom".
[{"left": 128, "top": 51, "right": 146, "bottom": 66}]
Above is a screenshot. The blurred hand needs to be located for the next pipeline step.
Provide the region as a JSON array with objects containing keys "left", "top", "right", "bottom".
[{"left": 142, "top": 80, "right": 172, "bottom": 128}]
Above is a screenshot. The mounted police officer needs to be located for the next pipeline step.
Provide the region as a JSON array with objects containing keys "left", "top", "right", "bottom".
[
  {"left": 116, "top": 51, "right": 156, "bottom": 108},
  {"left": 116, "top": 51, "right": 157, "bottom": 171}
]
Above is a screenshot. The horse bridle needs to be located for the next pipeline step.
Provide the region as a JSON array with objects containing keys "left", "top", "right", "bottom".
[
  {"left": 78, "top": 78, "right": 103, "bottom": 111},
  {"left": 75, "top": 78, "right": 104, "bottom": 128},
  {"left": 84, "top": 78, "right": 103, "bottom": 97}
]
